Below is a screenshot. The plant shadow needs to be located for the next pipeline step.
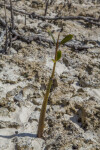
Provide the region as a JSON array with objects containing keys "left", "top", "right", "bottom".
[
  {"left": 70, "top": 115, "right": 82, "bottom": 128},
  {"left": 0, "top": 133, "right": 37, "bottom": 139}
]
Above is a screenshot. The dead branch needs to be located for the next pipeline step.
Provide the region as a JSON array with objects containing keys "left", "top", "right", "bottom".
[
  {"left": 0, "top": 17, "right": 97, "bottom": 51},
  {"left": 4, "top": 0, "right": 8, "bottom": 54},
  {"left": 44, "top": 0, "right": 49, "bottom": 16},
  {"left": 25, "top": 14, "right": 26, "bottom": 25},
  {"left": 0, "top": 3, "right": 100, "bottom": 26},
  {"left": 11, "top": 31, "right": 93, "bottom": 50},
  {"left": 29, "top": 13, "right": 100, "bottom": 26},
  {"left": 8, "top": 0, "right": 14, "bottom": 54},
  {"left": 10, "top": 0, "right": 14, "bottom": 29}
]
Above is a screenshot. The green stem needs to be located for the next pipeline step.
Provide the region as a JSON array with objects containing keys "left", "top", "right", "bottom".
[
  {"left": 37, "top": 33, "right": 60, "bottom": 138},
  {"left": 37, "top": 77, "right": 53, "bottom": 138},
  {"left": 37, "top": 59, "right": 57, "bottom": 138}
]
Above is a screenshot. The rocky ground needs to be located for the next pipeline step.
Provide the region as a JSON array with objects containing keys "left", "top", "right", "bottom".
[{"left": 0, "top": 0, "right": 100, "bottom": 150}]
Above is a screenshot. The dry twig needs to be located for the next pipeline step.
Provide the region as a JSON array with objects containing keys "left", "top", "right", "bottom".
[
  {"left": 0, "top": 3, "right": 100, "bottom": 26},
  {"left": 0, "top": 17, "right": 98, "bottom": 51},
  {"left": 44, "top": 0, "right": 49, "bottom": 16},
  {"left": 4, "top": 0, "right": 8, "bottom": 54},
  {"left": 8, "top": 0, "right": 14, "bottom": 53},
  {"left": 29, "top": 13, "right": 100, "bottom": 26},
  {"left": 10, "top": 0, "right": 14, "bottom": 29}
]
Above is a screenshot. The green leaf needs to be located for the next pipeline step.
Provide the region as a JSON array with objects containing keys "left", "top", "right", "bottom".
[
  {"left": 48, "top": 31, "right": 56, "bottom": 44},
  {"left": 52, "top": 59, "right": 56, "bottom": 63},
  {"left": 60, "top": 34, "right": 73, "bottom": 45},
  {"left": 56, "top": 50, "right": 62, "bottom": 61}
]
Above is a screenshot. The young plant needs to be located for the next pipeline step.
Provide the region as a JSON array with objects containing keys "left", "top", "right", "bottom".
[{"left": 37, "top": 32, "right": 73, "bottom": 138}]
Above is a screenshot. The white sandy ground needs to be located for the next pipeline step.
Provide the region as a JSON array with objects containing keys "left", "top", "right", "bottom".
[
  {"left": 46, "top": 58, "right": 100, "bottom": 148},
  {"left": 0, "top": 58, "right": 69, "bottom": 149},
  {"left": 0, "top": 101, "right": 44, "bottom": 150},
  {"left": 46, "top": 57, "right": 69, "bottom": 75},
  {"left": 0, "top": 58, "right": 100, "bottom": 149},
  {"left": 0, "top": 103, "right": 99, "bottom": 150},
  {"left": 0, "top": 61, "right": 44, "bottom": 149}
]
